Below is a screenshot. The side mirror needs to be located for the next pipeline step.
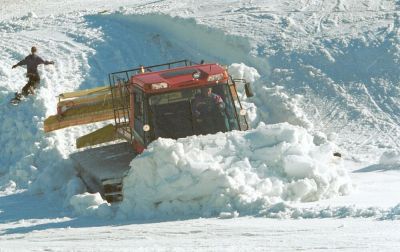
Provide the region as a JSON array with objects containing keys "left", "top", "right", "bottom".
[{"left": 245, "top": 82, "right": 254, "bottom": 97}]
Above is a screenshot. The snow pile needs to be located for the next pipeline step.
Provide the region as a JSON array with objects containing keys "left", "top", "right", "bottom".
[
  {"left": 0, "top": 97, "right": 76, "bottom": 196},
  {"left": 0, "top": 181, "right": 18, "bottom": 196},
  {"left": 256, "top": 86, "right": 312, "bottom": 128},
  {"left": 0, "top": 11, "right": 99, "bottom": 199},
  {"left": 259, "top": 202, "right": 400, "bottom": 220},
  {"left": 118, "top": 123, "right": 351, "bottom": 219},
  {"left": 379, "top": 150, "right": 400, "bottom": 166},
  {"left": 70, "top": 192, "right": 113, "bottom": 218},
  {"left": 228, "top": 63, "right": 261, "bottom": 85},
  {"left": 383, "top": 203, "right": 400, "bottom": 220},
  {"left": 226, "top": 63, "right": 310, "bottom": 128},
  {"left": 227, "top": 63, "right": 260, "bottom": 124}
]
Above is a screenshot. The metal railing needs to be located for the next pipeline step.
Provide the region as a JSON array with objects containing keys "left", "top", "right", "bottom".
[
  {"left": 108, "top": 80, "right": 132, "bottom": 143},
  {"left": 108, "top": 60, "right": 197, "bottom": 84}
]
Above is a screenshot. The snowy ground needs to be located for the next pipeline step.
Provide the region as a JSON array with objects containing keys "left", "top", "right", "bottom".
[{"left": 0, "top": 0, "right": 400, "bottom": 251}]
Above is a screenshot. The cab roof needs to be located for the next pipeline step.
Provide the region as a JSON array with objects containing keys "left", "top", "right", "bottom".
[{"left": 130, "top": 63, "right": 228, "bottom": 92}]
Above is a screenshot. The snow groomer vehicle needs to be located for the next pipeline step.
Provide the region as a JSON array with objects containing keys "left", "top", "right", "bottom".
[{"left": 44, "top": 60, "right": 253, "bottom": 202}]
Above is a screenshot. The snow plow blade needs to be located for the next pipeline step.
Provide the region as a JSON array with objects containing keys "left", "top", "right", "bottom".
[
  {"left": 43, "top": 86, "right": 124, "bottom": 132},
  {"left": 76, "top": 124, "right": 120, "bottom": 149},
  {"left": 70, "top": 142, "right": 135, "bottom": 203}
]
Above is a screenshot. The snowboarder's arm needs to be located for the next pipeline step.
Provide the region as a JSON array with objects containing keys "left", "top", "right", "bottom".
[
  {"left": 12, "top": 57, "right": 28, "bottom": 68},
  {"left": 37, "top": 56, "right": 54, "bottom": 65},
  {"left": 43, "top": 60, "right": 54, "bottom": 65}
]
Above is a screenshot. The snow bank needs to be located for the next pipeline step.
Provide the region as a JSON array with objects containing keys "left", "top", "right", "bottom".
[{"left": 118, "top": 123, "right": 351, "bottom": 219}]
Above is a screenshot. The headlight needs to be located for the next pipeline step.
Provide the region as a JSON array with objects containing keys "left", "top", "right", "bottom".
[
  {"left": 207, "top": 73, "right": 224, "bottom": 82},
  {"left": 143, "top": 124, "right": 150, "bottom": 132},
  {"left": 192, "top": 71, "right": 201, "bottom": 79},
  {"left": 151, "top": 82, "right": 168, "bottom": 90}
]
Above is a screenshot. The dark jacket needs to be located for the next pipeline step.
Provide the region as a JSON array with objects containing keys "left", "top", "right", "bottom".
[
  {"left": 193, "top": 93, "right": 226, "bottom": 118},
  {"left": 15, "top": 54, "right": 52, "bottom": 75}
]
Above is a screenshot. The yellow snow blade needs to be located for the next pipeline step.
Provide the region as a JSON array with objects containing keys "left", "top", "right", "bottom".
[
  {"left": 59, "top": 86, "right": 110, "bottom": 99},
  {"left": 44, "top": 85, "right": 128, "bottom": 133},
  {"left": 76, "top": 124, "right": 120, "bottom": 149},
  {"left": 44, "top": 109, "right": 115, "bottom": 133}
]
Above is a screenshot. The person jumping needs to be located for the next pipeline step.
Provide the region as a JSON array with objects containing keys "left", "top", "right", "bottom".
[{"left": 12, "top": 46, "right": 54, "bottom": 100}]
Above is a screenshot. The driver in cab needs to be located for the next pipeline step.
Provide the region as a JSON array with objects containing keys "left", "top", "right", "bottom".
[{"left": 192, "top": 87, "right": 228, "bottom": 134}]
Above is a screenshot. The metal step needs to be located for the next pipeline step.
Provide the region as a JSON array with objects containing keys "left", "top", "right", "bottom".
[
  {"left": 102, "top": 177, "right": 124, "bottom": 203},
  {"left": 104, "top": 192, "right": 123, "bottom": 203}
]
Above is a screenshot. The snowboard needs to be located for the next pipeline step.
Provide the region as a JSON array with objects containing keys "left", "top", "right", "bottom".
[{"left": 9, "top": 92, "right": 24, "bottom": 106}]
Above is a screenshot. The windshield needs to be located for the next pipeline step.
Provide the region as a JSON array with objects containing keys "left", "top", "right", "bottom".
[{"left": 148, "top": 84, "right": 239, "bottom": 140}]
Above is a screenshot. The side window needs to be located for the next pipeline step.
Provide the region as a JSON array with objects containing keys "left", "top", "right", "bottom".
[
  {"left": 133, "top": 89, "right": 144, "bottom": 141},
  {"left": 134, "top": 92, "right": 143, "bottom": 120}
]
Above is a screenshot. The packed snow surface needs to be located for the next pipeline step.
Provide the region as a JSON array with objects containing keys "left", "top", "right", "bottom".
[{"left": 1, "top": 0, "right": 400, "bottom": 250}]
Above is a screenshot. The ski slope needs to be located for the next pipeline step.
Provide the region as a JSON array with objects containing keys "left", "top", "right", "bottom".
[{"left": 0, "top": 0, "right": 399, "bottom": 250}]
